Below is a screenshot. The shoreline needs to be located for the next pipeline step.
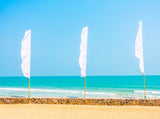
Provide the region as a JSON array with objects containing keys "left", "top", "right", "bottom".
[{"left": 0, "top": 97, "right": 160, "bottom": 106}]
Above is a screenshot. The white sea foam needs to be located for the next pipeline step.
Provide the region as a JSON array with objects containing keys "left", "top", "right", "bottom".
[
  {"left": 0, "top": 88, "right": 81, "bottom": 93},
  {"left": 0, "top": 87, "right": 114, "bottom": 96},
  {"left": 86, "top": 92, "right": 114, "bottom": 95},
  {"left": 134, "top": 90, "right": 160, "bottom": 94},
  {"left": 134, "top": 90, "right": 144, "bottom": 93},
  {"left": 0, "top": 87, "right": 159, "bottom": 97}
]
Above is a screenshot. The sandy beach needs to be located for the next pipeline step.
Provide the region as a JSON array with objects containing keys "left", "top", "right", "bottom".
[{"left": 0, "top": 104, "right": 159, "bottom": 119}]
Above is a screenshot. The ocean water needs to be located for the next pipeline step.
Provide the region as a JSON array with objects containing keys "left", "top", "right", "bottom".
[{"left": 0, "top": 76, "right": 160, "bottom": 98}]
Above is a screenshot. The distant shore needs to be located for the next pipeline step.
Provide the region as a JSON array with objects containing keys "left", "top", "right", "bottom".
[{"left": 0, "top": 97, "right": 160, "bottom": 106}]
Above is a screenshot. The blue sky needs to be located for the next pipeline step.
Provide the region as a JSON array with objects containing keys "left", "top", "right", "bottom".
[{"left": 0, "top": 0, "right": 160, "bottom": 76}]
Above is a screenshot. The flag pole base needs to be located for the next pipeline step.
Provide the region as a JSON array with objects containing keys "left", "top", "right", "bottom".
[
  {"left": 28, "top": 78, "right": 30, "bottom": 98},
  {"left": 84, "top": 77, "right": 86, "bottom": 99},
  {"left": 143, "top": 73, "right": 146, "bottom": 99}
]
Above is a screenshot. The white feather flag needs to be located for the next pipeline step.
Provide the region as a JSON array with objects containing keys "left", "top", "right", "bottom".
[
  {"left": 135, "top": 21, "right": 144, "bottom": 73},
  {"left": 79, "top": 27, "right": 88, "bottom": 77},
  {"left": 21, "top": 30, "right": 31, "bottom": 78}
]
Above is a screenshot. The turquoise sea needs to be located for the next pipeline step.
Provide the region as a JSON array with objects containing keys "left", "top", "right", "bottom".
[{"left": 0, "top": 76, "right": 160, "bottom": 98}]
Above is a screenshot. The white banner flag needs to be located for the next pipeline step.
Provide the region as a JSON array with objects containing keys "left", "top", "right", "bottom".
[
  {"left": 135, "top": 21, "right": 144, "bottom": 73},
  {"left": 21, "top": 30, "right": 31, "bottom": 78},
  {"left": 79, "top": 27, "right": 88, "bottom": 77}
]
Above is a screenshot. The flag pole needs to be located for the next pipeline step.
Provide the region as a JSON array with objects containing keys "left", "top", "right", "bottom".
[
  {"left": 84, "top": 77, "right": 86, "bottom": 98},
  {"left": 143, "top": 73, "right": 146, "bottom": 99},
  {"left": 28, "top": 78, "right": 30, "bottom": 97}
]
